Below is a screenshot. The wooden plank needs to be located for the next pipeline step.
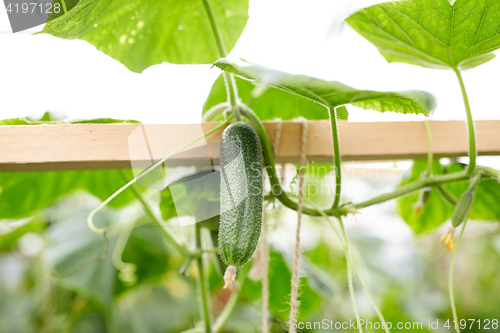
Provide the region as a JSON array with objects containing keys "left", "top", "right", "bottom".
[{"left": 0, "top": 120, "right": 499, "bottom": 172}]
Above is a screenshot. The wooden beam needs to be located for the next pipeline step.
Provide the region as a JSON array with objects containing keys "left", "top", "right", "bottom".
[{"left": 0, "top": 120, "right": 499, "bottom": 172}]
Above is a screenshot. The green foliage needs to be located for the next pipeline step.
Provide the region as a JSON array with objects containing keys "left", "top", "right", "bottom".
[
  {"left": 71, "top": 118, "right": 140, "bottom": 124},
  {"left": 118, "top": 221, "right": 172, "bottom": 290},
  {"left": 47, "top": 0, "right": 80, "bottom": 21},
  {"left": 115, "top": 285, "right": 198, "bottom": 332},
  {"left": 45, "top": 209, "right": 117, "bottom": 307},
  {"left": 41, "top": 0, "right": 249, "bottom": 72},
  {"left": 160, "top": 170, "right": 220, "bottom": 222},
  {"left": 0, "top": 169, "right": 139, "bottom": 219},
  {"left": 346, "top": 0, "right": 500, "bottom": 70},
  {"left": 397, "top": 160, "right": 454, "bottom": 234},
  {"left": 214, "top": 58, "right": 436, "bottom": 115},
  {"left": 397, "top": 160, "right": 500, "bottom": 234},
  {"left": 203, "top": 74, "right": 349, "bottom": 121},
  {"left": 0, "top": 217, "right": 45, "bottom": 253},
  {"left": 267, "top": 251, "right": 322, "bottom": 322}
]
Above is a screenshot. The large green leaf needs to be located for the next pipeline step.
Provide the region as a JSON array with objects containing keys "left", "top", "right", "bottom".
[
  {"left": 346, "top": 0, "right": 500, "bottom": 70},
  {"left": 203, "top": 74, "right": 348, "bottom": 121},
  {"left": 397, "top": 160, "right": 454, "bottom": 234},
  {"left": 445, "top": 163, "right": 500, "bottom": 221},
  {"left": 45, "top": 209, "right": 117, "bottom": 307},
  {"left": 41, "top": 0, "right": 249, "bottom": 73},
  {"left": 0, "top": 169, "right": 138, "bottom": 219},
  {"left": 214, "top": 59, "right": 436, "bottom": 115},
  {"left": 116, "top": 221, "right": 172, "bottom": 293},
  {"left": 397, "top": 160, "right": 500, "bottom": 234},
  {"left": 160, "top": 170, "right": 220, "bottom": 223}
]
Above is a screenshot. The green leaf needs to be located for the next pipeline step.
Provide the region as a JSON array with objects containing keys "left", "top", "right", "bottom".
[
  {"left": 71, "top": 118, "right": 140, "bottom": 124},
  {"left": 203, "top": 74, "right": 348, "bottom": 121},
  {"left": 346, "top": 0, "right": 500, "bottom": 70},
  {"left": 160, "top": 170, "right": 220, "bottom": 222},
  {"left": 214, "top": 59, "right": 436, "bottom": 115},
  {"left": 267, "top": 250, "right": 322, "bottom": 321},
  {"left": 397, "top": 161, "right": 500, "bottom": 234},
  {"left": 0, "top": 169, "right": 138, "bottom": 219},
  {"left": 0, "top": 118, "right": 33, "bottom": 125},
  {"left": 444, "top": 163, "right": 500, "bottom": 221},
  {"left": 47, "top": 0, "right": 80, "bottom": 22},
  {"left": 41, "top": 0, "right": 249, "bottom": 73},
  {"left": 397, "top": 160, "right": 453, "bottom": 234},
  {"left": 115, "top": 285, "right": 198, "bottom": 332},
  {"left": 45, "top": 209, "right": 117, "bottom": 307},
  {"left": 0, "top": 114, "right": 139, "bottom": 125},
  {"left": 118, "top": 221, "right": 172, "bottom": 291}
]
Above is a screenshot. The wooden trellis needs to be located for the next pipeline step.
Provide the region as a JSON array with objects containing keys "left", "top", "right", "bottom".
[{"left": 1, "top": 120, "right": 499, "bottom": 172}]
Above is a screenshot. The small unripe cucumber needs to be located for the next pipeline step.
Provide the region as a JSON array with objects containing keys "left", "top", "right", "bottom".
[
  {"left": 451, "top": 190, "right": 474, "bottom": 228},
  {"left": 413, "top": 187, "right": 431, "bottom": 215},
  {"left": 219, "top": 122, "right": 263, "bottom": 287}
]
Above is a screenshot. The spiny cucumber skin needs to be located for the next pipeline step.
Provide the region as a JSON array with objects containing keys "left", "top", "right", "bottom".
[
  {"left": 219, "top": 122, "right": 263, "bottom": 268},
  {"left": 451, "top": 190, "right": 474, "bottom": 228}
]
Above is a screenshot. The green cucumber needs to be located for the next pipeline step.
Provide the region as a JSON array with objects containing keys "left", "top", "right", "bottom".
[
  {"left": 451, "top": 190, "right": 475, "bottom": 228},
  {"left": 218, "top": 122, "right": 263, "bottom": 288}
]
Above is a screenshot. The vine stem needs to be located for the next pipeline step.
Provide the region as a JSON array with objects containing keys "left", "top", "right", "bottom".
[
  {"left": 454, "top": 68, "right": 476, "bottom": 175},
  {"left": 353, "top": 170, "right": 469, "bottom": 210},
  {"left": 196, "top": 224, "right": 213, "bottom": 333},
  {"left": 60, "top": 0, "right": 67, "bottom": 13},
  {"left": 302, "top": 197, "right": 390, "bottom": 333},
  {"left": 339, "top": 217, "right": 363, "bottom": 333},
  {"left": 87, "top": 119, "right": 230, "bottom": 255},
  {"left": 241, "top": 103, "right": 471, "bottom": 216},
  {"left": 201, "top": 0, "right": 240, "bottom": 121},
  {"left": 449, "top": 222, "right": 467, "bottom": 333},
  {"left": 329, "top": 108, "right": 342, "bottom": 210}
]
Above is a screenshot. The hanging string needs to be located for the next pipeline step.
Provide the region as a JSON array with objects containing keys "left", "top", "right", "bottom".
[{"left": 289, "top": 120, "right": 308, "bottom": 333}]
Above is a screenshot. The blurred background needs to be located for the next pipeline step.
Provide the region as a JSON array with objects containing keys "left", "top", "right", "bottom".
[{"left": 1, "top": 0, "right": 500, "bottom": 332}]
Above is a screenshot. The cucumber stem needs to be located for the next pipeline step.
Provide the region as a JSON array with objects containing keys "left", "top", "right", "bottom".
[
  {"left": 454, "top": 68, "right": 476, "bottom": 175},
  {"left": 201, "top": 0, "right": 240, "bottom": 121},
  {"left": 302, "top": 196, "right": 390, "bottom": 333},
  {"left": 196, "top": 224, "right": 213, "bottom": 333},
  {"left": 329, "top": 108, "right": 342, "bottom": 210},
  {"left": 60, "top": 0, "right": 67, "bottom": 13},
  {"left": 353, "top": 170, "right": 469, "bottom": 210},
  {"left": 438, "top": 186, "right": 458, "bottom": 206},
  {"left": 339, "top": 217, "right": 363, "bottom": 333},
  {"left": 449, "top": 221, "right": 467, "bottom": 333}
]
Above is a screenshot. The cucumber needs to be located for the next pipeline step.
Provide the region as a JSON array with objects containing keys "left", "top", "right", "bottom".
[
  {"left": 219, "top": 122, "right": 263, "bottom": 288},
  {"left": 451, "top": 190, "right": 474, "bottom": 228}
]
